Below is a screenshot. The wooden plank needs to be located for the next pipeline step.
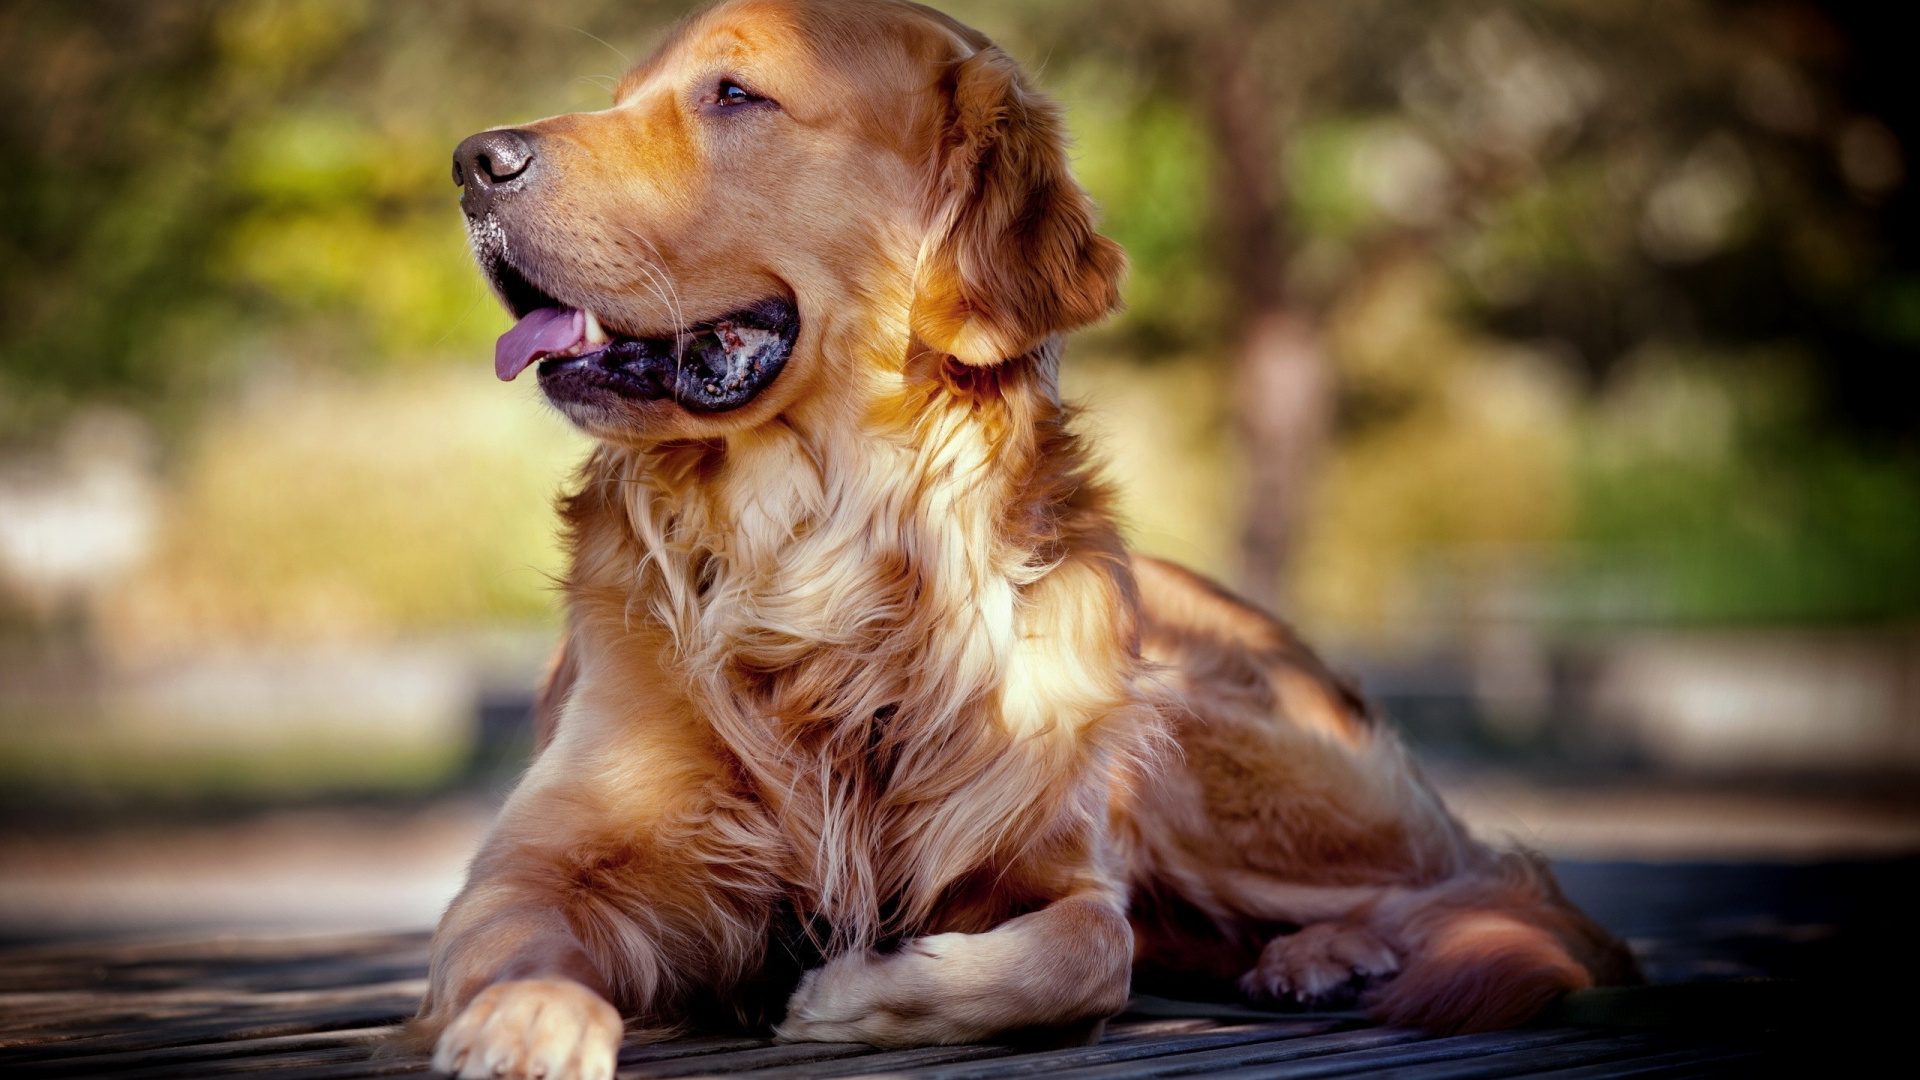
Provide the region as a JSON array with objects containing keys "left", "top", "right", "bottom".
[
  {"left": 10, "top": 1024, "right": 395, "bottom": 1077},
  {"left": 61, "top": 1044, "right": 379, "bottom": 1080},
  {"left": 0, "top": 930, "right": 431, "bottom": 967},
  {"left": 1004, "top": 1028, "right": 1429, "bottom": 1080},
  {"left": 1119, "top": 999, "right": 1367, "bottom": 1026},
  {"left": 620, "top": 1037, "right": 776, "bottom": 1065},
  {"left": 1, "top": 998, "right": 418, "bottom": 1061},
  {"left": 698, "top": 1043, "right": 1014, "bottom": 1079},
  {"left": 620, "top": 1042, "right": 878, "bottom": 1078},
  {"left": 0, "top": 946, "right": 430, "bottom": 1028},
  {"left": 0, "top": 978, "right": 427, "bottom": 1032},
  {"left": 0, "top": 997, "right": 426, "bottom": 1048},
  {"left": 684, "top": 1023, "right": 1252, "bottom": 1080},
  {"left": 823, "top": 1022, "right": 1342, "bottom": 1080},
  {"left": 1, "top": 1002, "right": 242, "bottom": 1041},
  {"left": 1292, "top": 1034, "right": 1665, "bottom": 1080},
  {"left": 1143, "top": 1029, "right": 1606, "bottom": 1080},
  {"left": 25, "top": 1017, "right": 1236, "bottom": 1080},
  {"left": 0, "top": 933, "right": 430, "bottom": 992},
  {"left": 185, "top": 1058, "right": 436, "bottom": 1080},
  {"left": 1102, "top": 1021, "right": 1227, "bottom": 1041},
  {"left": 0, "top": 991, "right": 416, "bottom": 1053},
  {"left": 1485, "top": 1048, "right": 1755, "bottom": 1080}
]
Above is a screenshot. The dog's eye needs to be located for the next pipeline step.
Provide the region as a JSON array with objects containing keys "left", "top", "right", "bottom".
[{"left": 716, "top": 79, "right": 761, "bottom": 107}]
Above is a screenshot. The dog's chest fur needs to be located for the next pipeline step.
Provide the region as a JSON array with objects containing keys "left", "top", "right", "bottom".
[{"left": 563, "top": 370, "right": 1153, "bottom": 949}]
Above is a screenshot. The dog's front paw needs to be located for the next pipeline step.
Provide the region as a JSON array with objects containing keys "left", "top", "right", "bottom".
[
  {"left": 1240, "top": 923, "right": 1399, "bottom": 1004},
  {"left": 775, "top": 936, "right": 960, "bottom": 1046},
  {"left": 432, "top": 978, "right": 621, "bottom": 1080}
]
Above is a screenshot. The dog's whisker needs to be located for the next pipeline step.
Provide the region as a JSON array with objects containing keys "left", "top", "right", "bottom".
[
  {"left": 619, "top": 224, "right": 689, "bottom": 333},
  {"left": 567, "top": 25, "right": 632, "bottom": 69},
  {"left": 612, "top": 225, "right": 703, "bottom": 392},
  {"left": 625, "top": 230, "right": 695, "bottom": 380}
]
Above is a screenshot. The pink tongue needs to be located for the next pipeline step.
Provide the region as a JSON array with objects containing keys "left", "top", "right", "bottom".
[{"left": 495, "top": 307, "right": 586, "bottom": 381}]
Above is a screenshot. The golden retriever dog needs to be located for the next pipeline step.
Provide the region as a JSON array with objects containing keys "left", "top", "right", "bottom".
[{"left": 417, "top": 1, "right": 1636, "bottom": 1076}]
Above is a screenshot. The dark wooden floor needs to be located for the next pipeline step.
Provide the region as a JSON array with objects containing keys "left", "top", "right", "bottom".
[{"left": 0, "top": 931, "right": 1765, "bottom": 1079}]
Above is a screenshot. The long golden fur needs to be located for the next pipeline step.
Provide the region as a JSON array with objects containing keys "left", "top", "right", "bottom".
[{"left": 416, "top": 3, "right": 1637, "bottom": 1077}]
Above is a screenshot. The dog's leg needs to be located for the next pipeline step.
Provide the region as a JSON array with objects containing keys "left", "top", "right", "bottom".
[
  {"left": 1199, "top": 872, "right": 1405, "bottom": 1008},
  {"left": 412, "top": 824, "right": 774, "bottom": 1080},
  {"left": 775, "top": 892, "right": 1133, "bottom": 1048},
  {"left": 1224, "top": 856, "right": 1637, "bottom": 1031},
  {"left": 414, "top": 887, "right": 624, "bottom": 1080},
  {"left": 1351, "top": 855, "right": 1639, "bottom": 1032},
  {"left": 412, "top": 791, "right": 768, "bottom": 1077},
  {"left": 1241, "top": 920, "right": 1400, "bottom": 1003}
]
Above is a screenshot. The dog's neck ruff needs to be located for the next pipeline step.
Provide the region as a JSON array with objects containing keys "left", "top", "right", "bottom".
[{"left": 579, "top": 344, "right": 1152, "bottom": 950}]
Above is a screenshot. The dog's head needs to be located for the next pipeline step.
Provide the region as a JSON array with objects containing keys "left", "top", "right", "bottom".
[{"left": 454, "top": 0, "right": 1122, "bottom": 444}]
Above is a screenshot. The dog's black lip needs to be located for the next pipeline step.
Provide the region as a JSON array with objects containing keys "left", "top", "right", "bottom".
[
  {"left": 537, "top": 296, "right": 799, "bottom": 414},
  {"left": 477, "top": 241, "right": 797, "bottom": 414}
]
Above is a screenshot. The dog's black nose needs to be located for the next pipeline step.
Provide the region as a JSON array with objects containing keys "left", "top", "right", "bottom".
[{"left": 453, "top": 129, "right": 536, "bottom": 217}]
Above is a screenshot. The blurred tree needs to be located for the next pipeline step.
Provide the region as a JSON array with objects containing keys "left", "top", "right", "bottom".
[
  {"left": 991, "top": 0, "right": 1919, "bottom": 620},
  {"left": 0, "top": 0, "right": 680, "bottom": 443},
  {"left": 1, "top": 1, "right": 250, "bottom": 438},
  {"left": 0, "top": 0, "right": 682, "bottom": 647},
  {"left": 1001, "top": 0, "right": 1370, "bottom": 608}
]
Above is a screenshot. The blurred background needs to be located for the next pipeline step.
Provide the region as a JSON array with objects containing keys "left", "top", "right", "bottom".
[{"left": 0, "top": 0, "right": 1915, "bottom": 982}]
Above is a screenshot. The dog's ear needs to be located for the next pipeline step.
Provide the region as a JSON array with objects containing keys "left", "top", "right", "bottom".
[{"left": 911, "top": 47, "right": 1125, "bottom": 366}]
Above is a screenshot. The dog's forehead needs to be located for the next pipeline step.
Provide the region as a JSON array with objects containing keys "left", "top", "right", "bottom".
[
  {"left": 615, "top": 0, "right": 967, "bottom": 105},
  {"left": 615, "top": 12, "right": 797, "bottom": 101}
]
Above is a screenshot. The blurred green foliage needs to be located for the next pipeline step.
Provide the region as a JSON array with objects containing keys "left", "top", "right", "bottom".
[
  {"left": 0, "top": 0, "right": 676, "bottom": 436},
  {"left": 0, "top": 0, "right": 1916, "bottom": 642},
  {"left": 1018, "top": 0, "right": 1920, "bottom": 628}
]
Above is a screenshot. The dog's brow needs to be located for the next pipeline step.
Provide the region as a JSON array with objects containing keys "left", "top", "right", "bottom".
[
  {"left": 614, "top": 56, "right": 668, "bottom": 102},
  {"left": 617, "top": 23, "right": 774, "bottom": 104},
  {"left": 615, "top": 10, "right": 705, "bottom": 100}
]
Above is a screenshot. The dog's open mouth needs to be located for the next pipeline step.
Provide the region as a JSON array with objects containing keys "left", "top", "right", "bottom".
[{"left": 489, "top": 262, "right": 797, "bottom": 414}]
